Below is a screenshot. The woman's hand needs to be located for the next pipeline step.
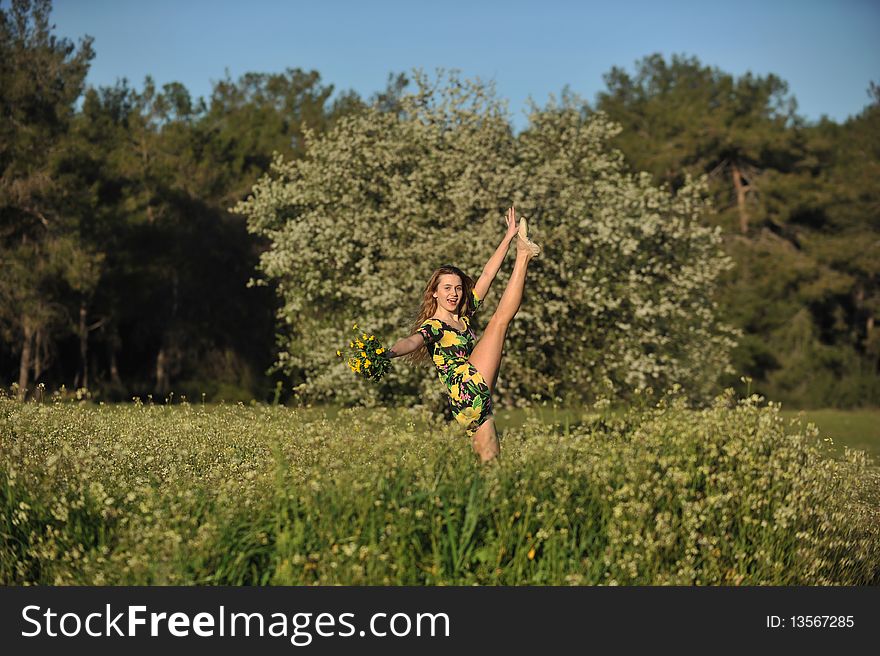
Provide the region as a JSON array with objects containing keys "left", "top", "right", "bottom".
[{"left": 504, "top": 205, "right": 518, "bottom": 242}]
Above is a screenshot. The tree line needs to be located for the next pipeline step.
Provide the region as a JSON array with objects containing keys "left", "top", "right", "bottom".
[
  {"left": 237, "top": 72, "right": 739, "bottom": 409},
  {"left": 1, "top": 0, "right": 877, "bottom": 407}
]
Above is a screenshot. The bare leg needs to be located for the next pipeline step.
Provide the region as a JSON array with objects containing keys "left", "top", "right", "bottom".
[
  {"left": 471, "top": 417, "right": 500, "bottom": 463},
  {"left": 467, "top": 221, "right": 538, "bottom": 463},
  {"left": 468, "top": 249, "right": 532, "bottom": 394}
]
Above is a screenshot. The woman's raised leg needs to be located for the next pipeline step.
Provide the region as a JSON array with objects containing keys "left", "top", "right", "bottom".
[{"left": 468, "top": 247, "right": 533, "bottom": 394}]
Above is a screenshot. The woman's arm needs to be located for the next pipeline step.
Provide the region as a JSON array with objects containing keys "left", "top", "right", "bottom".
[
  {"left": 387, "top": 333, "right": 425, "bottom": 358},
  {"left": 473, "top": 205, "right": 518, "bottom": 301}
]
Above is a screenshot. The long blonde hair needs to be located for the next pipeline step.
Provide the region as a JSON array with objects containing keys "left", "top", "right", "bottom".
[{"left": 404, "top": 265, "right": 476, "bottom": 366}]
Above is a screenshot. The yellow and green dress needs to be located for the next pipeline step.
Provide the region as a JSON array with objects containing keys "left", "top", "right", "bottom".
[{"left": 418, "top": 289, "right": 493, "bottom": 438}]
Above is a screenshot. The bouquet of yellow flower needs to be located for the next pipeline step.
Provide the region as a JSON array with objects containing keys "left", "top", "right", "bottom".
[{"left": 336, "top": 323, "right": 392, "bottom": 381}]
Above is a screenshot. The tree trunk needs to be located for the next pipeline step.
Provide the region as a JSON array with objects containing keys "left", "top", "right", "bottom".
[
  {"left": 855, "top": 284, "right": 874, "bottom": 354},
  {"left": 33, "top": 328, "right": 43, "bottom": 382},
  {"left": 156, "top": 345, "right": 169, "bottom": 396},
  {"left": 18, "top": 317, "right": 33, "bottom": 400},
  {"left": 110, "top": 347, "right": 122, "bottom": 387},
  {"left": 732, "top": 163, "right": 749, "bottom": 234},
  {"left": 79, "top": 301, "right": 89, "bottom": 390},
  {"left": 33, "top": 330, "right": 45, "bottom": 402}
]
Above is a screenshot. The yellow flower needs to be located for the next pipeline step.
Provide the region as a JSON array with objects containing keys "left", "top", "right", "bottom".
[
  {"left": 336, "top": 350, "right": 341, "bottom": 357},
  {"left": 528, "top": 547, "right": 536, "bottom": 560},
  {"left": 454, "top": 363, "right": 471, "bottom": 376},
  {"left": 425, "top": 319, "right": 441, "bottom": 330},
  {"left": 439, "top": 331, "right": 458, "bottom": 348},
  {"left": 449, "top": 384, "right": 461, "bottom": 401},
  {"left": 352, "top": 323, "right": 358, "bottom": 330},
  {"left": 376, "top": 348, "right": 384, "bottom": 354},
  {"left": 432, "top": 354, "right": 445, "bottom": 367},
  {"left": 364, "top": 359, "right": 371, "bottom": 367},
  {"left": 349, "top": 341, "right": 355, "bottom": 348},
  {"left": 467, "top": 370, "right": 484, "bottom": 386},
  {"left": 356, "top": 340, "right": 364, "bottom": 348},
  {"left": 455, "top": 406, "right": 480, "bottom": 426},
  {"left": 369, "top": 335, "right": 375, "bottom": 341}
]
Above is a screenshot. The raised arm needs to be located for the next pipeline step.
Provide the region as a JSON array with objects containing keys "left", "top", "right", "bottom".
[
  {"left": 473, "top": 205, "right": 518, "bottom": 301},
  {"left": 387, "top": 333, "right": 424, "bottom": 359}
]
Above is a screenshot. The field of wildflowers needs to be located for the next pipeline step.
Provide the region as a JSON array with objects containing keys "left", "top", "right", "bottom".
[{"left": 2, "top": 389, "right": 878, "bottom": 585}]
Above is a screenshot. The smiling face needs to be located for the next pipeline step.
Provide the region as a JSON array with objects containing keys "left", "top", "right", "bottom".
[{"left": 433, "top": 273, "right": 463, "bottom": 314}]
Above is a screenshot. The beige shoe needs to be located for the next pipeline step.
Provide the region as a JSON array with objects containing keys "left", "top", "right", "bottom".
[{"left": 517, "top": 217, "right": 541, "bottom": 258}]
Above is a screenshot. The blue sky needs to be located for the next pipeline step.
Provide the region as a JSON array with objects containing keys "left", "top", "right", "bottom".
[{"left": 51, "top": 0, "right": 879, "bottom": 129}]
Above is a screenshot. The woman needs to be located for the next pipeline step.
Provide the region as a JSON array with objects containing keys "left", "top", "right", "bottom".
[{"left": 387, "top": 206, "right": 541, "bottom": 462}]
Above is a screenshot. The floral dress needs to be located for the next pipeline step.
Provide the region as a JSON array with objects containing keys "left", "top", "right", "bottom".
[{"left": 418, "top": 289, "right": 493, "bottom": 438}]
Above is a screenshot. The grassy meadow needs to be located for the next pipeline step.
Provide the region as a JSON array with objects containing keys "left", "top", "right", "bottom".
[
  {"left": 499, "top": 407, "right": 880, "bottom": 460},
  {"left": 1, "top": 390, "right": 879, "bottom": 586}
]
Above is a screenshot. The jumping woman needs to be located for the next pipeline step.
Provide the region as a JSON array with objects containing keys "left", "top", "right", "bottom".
[{"left": 386, "top": 206, "right": 541, "bottom": 462}]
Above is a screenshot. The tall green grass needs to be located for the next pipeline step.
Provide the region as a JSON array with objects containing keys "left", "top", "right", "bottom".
[{"left": 1, "top": 390, "right": 878, "bottom": 585}]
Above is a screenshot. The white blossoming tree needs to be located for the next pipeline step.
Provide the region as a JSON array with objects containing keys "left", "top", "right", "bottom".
[{"left": 235, "top": 71, "right": 739, "bottom": 410}]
